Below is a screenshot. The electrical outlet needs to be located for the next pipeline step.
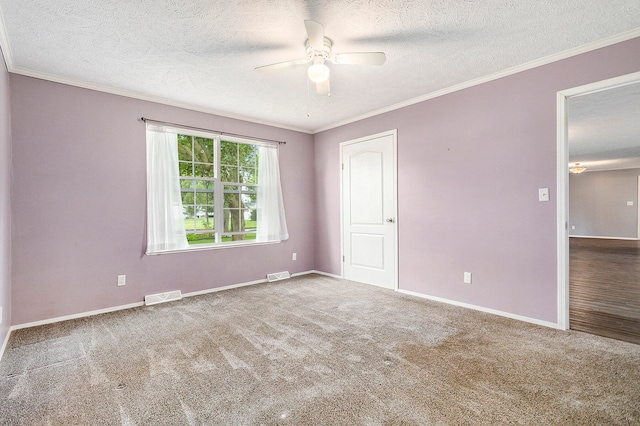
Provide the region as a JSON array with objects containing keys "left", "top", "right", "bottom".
[
  {"left": 464, "top": 272, "right": 472, "bottom": 284},
  {"left": 292, "top": 253, "right": 297, "bottom": 261},
  {"left": 571, "top": 225, "right": 575, "bottom": 230},
  {"left": 118, "top": 275, "right": 126, "bottom": 286}
]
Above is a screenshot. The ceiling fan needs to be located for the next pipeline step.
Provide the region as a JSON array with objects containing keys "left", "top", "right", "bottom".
[{"left": 255, "top": 20, "right": 386, "bottom": 96}]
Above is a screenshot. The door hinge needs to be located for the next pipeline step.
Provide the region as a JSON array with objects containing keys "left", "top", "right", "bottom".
[
  {"left": 342, "top": 163, "right": 344, "bottom": 170},
  {"left": 342, "top": 255, "right": 345, "bottom": 262}
]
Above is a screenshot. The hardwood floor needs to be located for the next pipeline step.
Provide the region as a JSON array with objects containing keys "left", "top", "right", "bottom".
[{"left": 570, "top": 237, "right": 640, "bottom": 345}]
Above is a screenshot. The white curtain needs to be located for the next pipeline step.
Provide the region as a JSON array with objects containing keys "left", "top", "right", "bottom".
[
  {"left": 257, "top": 146, "right": 289, "bottom": 242},
  {"left": 146, "top": 128, "right": 189, "bottom": 253}
]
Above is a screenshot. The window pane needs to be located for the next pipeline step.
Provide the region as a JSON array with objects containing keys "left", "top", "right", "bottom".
[
  {"left": 194, "top": 164, "right": 214, "bottom": 178},
  {"left": 181, "top": 192, "right": 194, "bottom": 205},
  {"left": 180, "top": 179, "right": 194, "bottom": 189},
  {"left": 220, "top": 141, "right": 238, "bottom": 160},
  {"left": 195, "top": 207, "right": 214, "bottom": 220},
  {"left": 196, "top": 208, "right": 213, "bottom": 218},
  {"left": 184, "top": 217, "right": 197, "bottom": 231},
  {"left": 183, "top": 205, "right": 196, "bottom": 218},
  {"left": 221, "top": 233, "right": 256, "bottom": 242},
  {"left": 240, "top": 144, "right": 258, "bottom": 167},
  {"left": 187, "top": 232, "right": 216, "bottom": 245},
  {"left": 221, "top": 141, "right": 238, "bottom": 165},
  {"left": 242, "top": 192, "right": 256, "bottom": 206},
  {"left": 195, "top": 180, "right": 214, "bottom": 191},
  {"left": 245, "top": 210, "right": 256, "bottom": 231},
  {"left": 224, "top": 185, "right": 239, "bottom": 191},
  {"left": 194, "top": 137, "right": 214, "bottom": 164},
  {"left": 179, "top": 162, "right": 192, "bottom": 177},
  {"left": 224, "top": 209, "right": 243, "bottom": 233},
  {"left": 224, "top": 193, "right": 239, "bottom": 208},
  {"left": 221, "top": 165, "right": 238, "bottom": 183},
  {"left": 178, "top": 136, "right": 192, "bottom": 162},
  {"left": 240, "top": 167, "right": 257, "bottom": 184},
  {"left": 196, "top": 192, "right": 213, "bottom": 205}
]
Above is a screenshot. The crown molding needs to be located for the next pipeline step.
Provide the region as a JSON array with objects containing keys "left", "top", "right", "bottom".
[
  {"left": 312, "top": 28, "right": 640, "bottom": 133},
  {"left": 9, "top": 67, "right": 314, "bottom": 134}
]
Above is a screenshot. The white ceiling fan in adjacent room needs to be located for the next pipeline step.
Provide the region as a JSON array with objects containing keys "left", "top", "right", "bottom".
[{"left": 255, "top": 20, "right": 386, "bottom": 96}]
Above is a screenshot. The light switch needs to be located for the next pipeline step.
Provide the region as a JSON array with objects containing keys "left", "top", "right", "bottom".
[
  {"left": 627, "top": 201, "right": 634, "bottom": 206},
  {"left": 538, "top": 188, "right": 549, "bottom": 202}
]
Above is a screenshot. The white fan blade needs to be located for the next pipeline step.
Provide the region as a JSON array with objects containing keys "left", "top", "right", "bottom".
[
  {"left": 304, "top": 20, "right": 325, "bottom": 51},
  {"left": 255, "top": 58, "right": 310, "bottom": 71},
  {"left": 331, "top": 52, "right": 386, "bottom": 65},
  {"left": 316, "top": 79, "right": 330, "bottom": 96}
]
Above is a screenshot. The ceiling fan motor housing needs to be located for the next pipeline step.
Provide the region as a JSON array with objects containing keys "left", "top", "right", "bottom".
[{"left": 305, "top": 37, "right": 332, "bottom": 61}]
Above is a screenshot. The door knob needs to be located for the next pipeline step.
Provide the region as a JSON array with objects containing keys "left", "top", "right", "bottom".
[{"left": 386, "top": 218, "right": 395, "bottom": 223}]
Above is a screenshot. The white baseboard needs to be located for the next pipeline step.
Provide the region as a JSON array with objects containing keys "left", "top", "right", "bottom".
[
  {"left": 569, "top": 235, "right": 638, "bottom": 240},
  {"left": 0, "top": 328, "right": 10, "bottom": 363},
  {"left": 11, "top": 301, "right": 146, "bottom": 331},
  {"left": 182, "top": 278, "right": 267, "bottom": 298},
  {"left": 183, "top": 270, "right": 333, "bottom": 298},
  {"left": 397, "top": 289, "right": 560, "bottom": 329},
  {"left": 304, "top": 270, "right": 343, "bottom": 279}
]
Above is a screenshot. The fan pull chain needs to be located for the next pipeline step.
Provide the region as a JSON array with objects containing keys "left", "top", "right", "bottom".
[{"left": 307, "top": 77, "right": 311, "bottom": 117}]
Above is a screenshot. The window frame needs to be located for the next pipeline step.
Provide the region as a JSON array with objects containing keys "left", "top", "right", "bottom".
[
  {"left": 179, "top": 134, "right": 217, "bottom": 243},
  {"left": 219, "top": 139, "right": 259, "bottom": 243}
]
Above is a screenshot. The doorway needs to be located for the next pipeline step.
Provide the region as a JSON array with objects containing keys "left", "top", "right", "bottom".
[
  {"left": 341, "top": 130, "right": 398, "bottom": 290},
  {"left": 557, "top": 71, "right": 640, "bottom": 342}
]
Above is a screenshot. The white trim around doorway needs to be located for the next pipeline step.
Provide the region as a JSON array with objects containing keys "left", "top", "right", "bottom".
[{"left": 556, "top": 70, "right": 640, "bottom": 330}]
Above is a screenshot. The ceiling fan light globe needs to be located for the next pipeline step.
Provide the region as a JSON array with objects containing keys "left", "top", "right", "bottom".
[{"left": 308, "top": 63, "right": 330, "bottom": 83}]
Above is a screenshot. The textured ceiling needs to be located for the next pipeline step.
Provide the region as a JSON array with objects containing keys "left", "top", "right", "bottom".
[
  {"left": 569, "top": 81, "right": 640, "bottom": 172},
  {"left": 0, "top": 1, "right": 639, "bottom": 133}
]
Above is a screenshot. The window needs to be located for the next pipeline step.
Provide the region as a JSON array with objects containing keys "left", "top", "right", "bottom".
[
  {"left": 146, "top": 124, "right": 288, "bottom": 254},
  {"left": 179, "top": 135, "right": 259, "bottom": 245}
]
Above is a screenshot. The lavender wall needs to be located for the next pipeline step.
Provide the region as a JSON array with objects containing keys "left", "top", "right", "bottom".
[
  {"left": 0, "top": 46, "right": 11, "bottom": 345},
  {"left": 10, "top": 75, "right": 314, "bottom": 325},
  {"left": 314, "top": 37, "right": 640, "bottom": 323},
  {"left": 570, "top": 168, "right": 640, "bottom": 239}
]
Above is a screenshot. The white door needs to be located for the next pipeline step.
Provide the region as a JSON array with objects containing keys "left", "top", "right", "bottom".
[{"left": 341, "top": 131, "right": 397, "bottom": 289}]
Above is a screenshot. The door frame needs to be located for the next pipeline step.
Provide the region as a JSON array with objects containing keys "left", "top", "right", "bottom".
[
  {"left": 340, "top": 129, "right": 399, "bottom": 290},
  {"left": 556, "top": 71, "right": 640, "bottom": 330},
  {"left": 637, "top": 176, "right": 640, "bottom": 240}
]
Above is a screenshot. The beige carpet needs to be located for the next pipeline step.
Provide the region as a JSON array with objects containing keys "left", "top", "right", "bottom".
[{"left": 1, "top": 274, "right": 639, "bottom": 425}]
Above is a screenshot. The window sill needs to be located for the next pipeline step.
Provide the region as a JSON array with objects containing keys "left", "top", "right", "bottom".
[{"left": 146, "top": 239, "right": 280, "bottom": 255}]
